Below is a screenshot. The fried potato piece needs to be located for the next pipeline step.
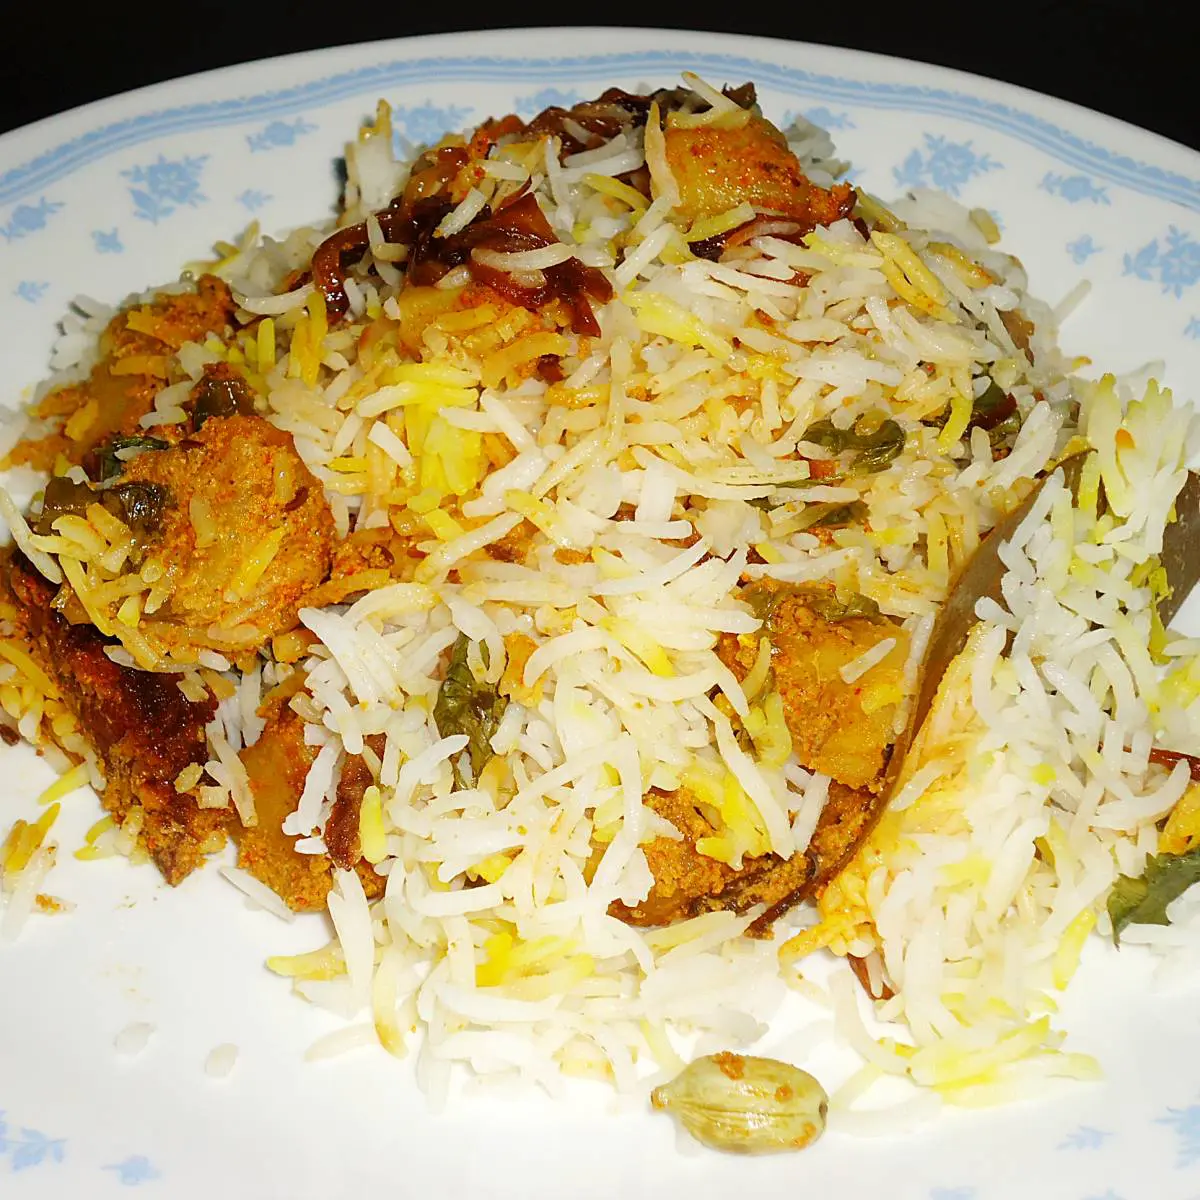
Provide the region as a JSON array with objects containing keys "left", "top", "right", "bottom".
[
  {"left": 325, "top": 734, "right": 386, "bottom": 871},
  {"left": 2, "top": 550, "right": 229, "bottom": 883},
  {"left": 235, "top": 702, "right": 329, "bottom": 911},
  {"left": 704, "top": 779, "right": 886, "bottom": 933},
  {"left": 612, "top": 583, "right": 909, "bottom": 932},
  {"left": 664, "top": 116, "right": 855, "bottom": 229},
  {"left": 4, "top": 276, "right": 235, "bottom": 472},
  {"left": 121, "top": 413, "right": 335, "bottom": 655},
  {"left": 719, "top": 582, "right": 907, "bottom": 791},
  {"left": 299, "top": 523, "right": 433, "bottom": 611},
  {"left": 394, "top": 281, "right": 572, "bottom": 374},
  {"left": 236, "top": 694, "right": 384, "bottom": 911},
  {"left": 320, "top": 527, "right": 427, "bottom": 594},
  {"left": 484, "top": 518, "right": 537, "bottom": 565},
  {"left": 611, "top": 780, "right": 875, "bottom": 931},
  {"left": 394, "top": 284, "right": 472, "bottom": 359},
  {"left": 609, "top": 789, "right": 738, "bottom": 926}
]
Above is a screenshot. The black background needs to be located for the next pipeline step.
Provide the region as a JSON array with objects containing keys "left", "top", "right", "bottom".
[{"left": 1, "top": 5, "right": 1196, "bottom": 151}]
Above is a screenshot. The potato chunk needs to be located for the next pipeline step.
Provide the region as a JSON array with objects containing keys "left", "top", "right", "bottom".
[
  {"left": 120, "top": 413, "right": 335, "bottom": 657},
  {"left": 720, "top": 583, "right": 907, "bottom": 791},
  {"left": 4, "top": 276, "right": 235, "bottom": 472},
  {"left": 664, "top": 116, "right": 855, "bottom": 228}
]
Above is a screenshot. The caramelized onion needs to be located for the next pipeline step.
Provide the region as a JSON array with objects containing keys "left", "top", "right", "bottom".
[
  {"left": 1149, "top": 746, "right": 1200, "bottom": 781},
  {"left": 691, "top": 216, "right": 810, "bottom": 262},
  {"left": 312, "top": 82, "right": 779, "bottom": 327},
  {"left": 312, "top": 190, "right": 611, "bottom": 336}
]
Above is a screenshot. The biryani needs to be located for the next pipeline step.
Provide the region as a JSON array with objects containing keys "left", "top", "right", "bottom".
[{"left": 1, "top": 74, "right": 1198, "bottom": 1125}]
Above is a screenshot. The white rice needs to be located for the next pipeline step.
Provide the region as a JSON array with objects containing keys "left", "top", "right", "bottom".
[
  {"left": 113, "top": 1022, "right": 155, "bottom": 1057},
  {"left": 219, "top": 866, "right": 295, "bottom": 922},
  {"left": 204, "top": 1043, "right": 239, "bottom": 1078}
]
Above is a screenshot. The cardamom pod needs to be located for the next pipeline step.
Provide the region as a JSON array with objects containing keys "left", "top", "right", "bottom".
[{"left": 651, "top": 1052, "right": 828, "bottom": 1154}]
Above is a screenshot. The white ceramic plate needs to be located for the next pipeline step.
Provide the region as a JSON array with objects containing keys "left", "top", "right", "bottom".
[{"left": 2, "top": 27, "right": 1199, "bottom": 1200}]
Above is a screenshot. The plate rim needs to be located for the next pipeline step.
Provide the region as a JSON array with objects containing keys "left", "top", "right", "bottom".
[{"left": 1, "top": 26, "right": 1197, "bottom": 213}]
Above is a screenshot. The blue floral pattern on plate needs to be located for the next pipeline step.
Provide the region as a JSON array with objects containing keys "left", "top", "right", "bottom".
[
  {"left": 1157, "top": 1098, "right": 1200, "bottom": 1167},
  {"left": 1, "top": 197, "right": 63, "bottom": 242},
  {"left": 1, "top": 1107, "right": 165, "bottom": 1187},
  {"left": 1123, "top": 226, "right": 1200, "bottom": 297},
  {"left": 1040, "top": 171, "right": 1111, "bottom": 204},
  {"left": 246, "top": 117, "right": 317, "bottom": 152},
  {"left": 800, "top": 105, "right": 855, "bottom": 130},
  {"left": 393, "top": 101, "right": 473, "bottom": 147},
  {"left": 122, "top": 154, "right": 208, "bottom": 223},
  {"left": 236, "top": 189, "right": 272, "bottom": 211},
  {"left": 91, "top": 228, "right": 123, "bottom": 254},
  {"left": 13, "top": 281, "right": 48, "bottom": 304},
  {"left": 513, "top": 86, "right": 581, "bottom": 116},
  {"left": 1067, "top": 234, "right": 1102, "bottom": 264},
  {"left": 1058, "top": 1126, "right": 1113, "bottom": 1150},
  {"left": 103, "top": 1156, "right": 161, "bottom": 1186},
  {"left": 893, "top": 134, "right": 1001, "bottom": 195},
  {"left": 0, "top": 1111, "right": 66, "bottom": 1172}
]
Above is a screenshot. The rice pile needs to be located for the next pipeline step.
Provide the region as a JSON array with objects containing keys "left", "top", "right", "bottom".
[
  {"left": 1, "top": 76, "right": 1198, "bottom": 1117},
  {"left": 788, "top": 378, "right": 1200, "bottom": 1109}
]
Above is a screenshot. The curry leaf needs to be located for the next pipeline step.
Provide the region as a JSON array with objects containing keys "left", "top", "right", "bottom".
[
  {"left": 433, "top": 634, "right": 508, "bottom": 789},
  {"left": 105, "top": 482, "right": 169, "bottom": 534},
  {"left": 95, "top": 435, "right": 168, "bottom": 481},
  {"left": 32, "top": 476, "right": 170, "bottom": 537},
  {"left": 798, "top": 499, "right": 868, "bottom": 530},
  {"left": 192, "top": 374, "right": 254, "bottom": 430},
  {"left": 32, "top": 477, "right": 98, "bottom": 534},
  {"left": 800, "top": 415, "right": 905, "bottom": 475},
  {"left": 744, "top": 581, "right": 881, "bottom": 628},
  {"left": 969, "top": 379, "right": 1017, "bottom": 431},
  {"left": 802, "top": 589, "right": 882, "bottom": 623},
  {"left": 1107, "top": 845, "right": 1200, "bottom": 945}
]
